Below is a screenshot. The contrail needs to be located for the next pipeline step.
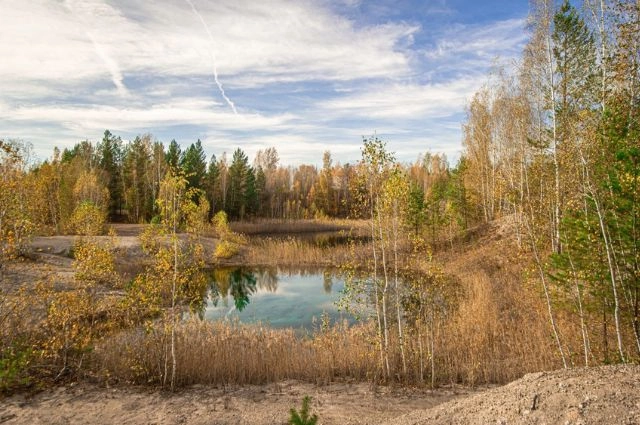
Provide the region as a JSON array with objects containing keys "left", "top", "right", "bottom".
[
  {"left": 85, "top": 31, "right": 129, "bottom": 97},
  {"left": 185, "top": 0, "right": 238, "bottom": 114},
  {"left": 64, "top": 0, "right": 129, "bottom": 97}
]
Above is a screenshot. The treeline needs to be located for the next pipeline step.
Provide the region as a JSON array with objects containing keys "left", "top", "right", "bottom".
[
  {"left": 461, "top": 0, "right": 639, "bottom": 365},
  {"left": 1, "top": 132, "right": 471, "bottom": 240}
]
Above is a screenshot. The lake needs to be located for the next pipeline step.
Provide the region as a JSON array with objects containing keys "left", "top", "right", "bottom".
[{"left": 203, "top": 266, "right": 354, "bottom": 330}]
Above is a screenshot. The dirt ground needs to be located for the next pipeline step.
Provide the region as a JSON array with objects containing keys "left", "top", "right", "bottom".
[
  {"left": 2, "top": 365, "right": 638, "bottom": 424},
  {"left": 0, "top": 381, "right": 474, "bottom": 425}
]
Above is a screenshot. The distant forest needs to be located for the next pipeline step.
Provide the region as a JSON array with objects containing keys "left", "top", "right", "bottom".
[{"left": 2, "top": 133, "right": 460, "bottom": 234}]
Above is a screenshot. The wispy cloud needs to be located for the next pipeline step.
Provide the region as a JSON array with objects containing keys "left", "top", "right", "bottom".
[
  {"left": 316, "top": 79, "right": 480, "bottom": 120},
  {"left": 3, "top": 100, "right": 294, "bottom": 133},
  {"left": 423, "top": 18, "right": 527, "bottom": 61},
  {"left": 0, "top": 0, "right": 529, "bottom": 165},
  {"left": 85, "top": 31, "right": 129, "bottom": 97}
]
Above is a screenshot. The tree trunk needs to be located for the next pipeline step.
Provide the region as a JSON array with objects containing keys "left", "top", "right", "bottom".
[
  {"left": 392, "top": 199, "right": 407, "bottom": 376},
  {"left": 377, "top": 196, "right": 391, "bottom": 379}
]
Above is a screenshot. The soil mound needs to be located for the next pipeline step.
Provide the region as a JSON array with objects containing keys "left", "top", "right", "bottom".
[{"left": 384, "top": 365, "right": 640, "bottom": 425}]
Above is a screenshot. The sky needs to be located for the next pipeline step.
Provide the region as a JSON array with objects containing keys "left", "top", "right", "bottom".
[{"left": 0, "top": 0, "right": 530, "bottom": 166}]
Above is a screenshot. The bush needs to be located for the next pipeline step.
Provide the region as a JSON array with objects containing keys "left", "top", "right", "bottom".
[
  {"left": 212, "top": 211, "right": 231, "bottom": 238},
  {"left": 214, "top": 240, "right": 239, "bottom": 259},
  {"left": 69, "top": 201, "right": 106, "bottom": 236},
  {"left": 73, "top": 238, "right": 118, "bottom": 287},
  {"left": 0, "top": 345, "right": 33, "bottom": 393}
]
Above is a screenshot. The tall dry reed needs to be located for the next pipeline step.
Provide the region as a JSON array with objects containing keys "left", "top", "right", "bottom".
[
  {"left": 244, "top": 237, "right": 370, "bottom": 268},
  {"left": 96, "top": 319, "right": 379, "bottom": 387},
  {"left": 229, "top": 219, "right": 365, "bottom": 236}
]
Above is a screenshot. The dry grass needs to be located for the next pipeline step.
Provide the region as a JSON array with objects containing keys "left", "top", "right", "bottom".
[
  {"left": 432, "top": 220, "right": 561, "bottom": 385},
  {"left": 96, "top": 319, "right": 379, "bottom": 387},
  {"left": 230, "top": 219, "right": 367, "bottom": 236},
  {"left": 438, "top": 270, "right": 558, "bottom": 385},
  {"left": 243, "top": 236, "right": 370, "bottom": 268}
]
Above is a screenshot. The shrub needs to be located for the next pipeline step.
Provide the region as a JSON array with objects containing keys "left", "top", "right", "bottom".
[
  {"left": 73, "top": 238, "right": 118, "bottom": 287},
  {"left": 0, "top": 346, "right": 32, "bottom": 393},
  {"left": 69, "top": 201, "right": 106, "bottom": 236},
  {"left": 212, "top": 211, "right": 231, "bottom": 238},
  {"left": 214, "top": 240, "right": 239, "bottom": 259}
]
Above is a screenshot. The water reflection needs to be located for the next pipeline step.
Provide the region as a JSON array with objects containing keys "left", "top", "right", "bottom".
[
  {"left": 208, "top": 268, "right": 257, "bottom": 311},
  {"left": 323, "top": 270, "right": 333, "bottom": 294},
  {"left": 204, "top": 266, "right": 351, "bottom": 329}
]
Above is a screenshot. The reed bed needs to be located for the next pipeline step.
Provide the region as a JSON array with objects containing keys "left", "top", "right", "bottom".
[
  {"left": 244, "top": 236, "right": 370, "bottom": 267},
  {"left": 230, "top": 219, "right": 367, "bottom": 236},
  {"left": 96, "top": 319, "right": 380, "bottom": 387}
]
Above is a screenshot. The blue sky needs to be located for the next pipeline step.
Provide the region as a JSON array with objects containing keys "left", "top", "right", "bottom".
[{"left": 0, "top": 0, "right": 530, "bottom": 166}]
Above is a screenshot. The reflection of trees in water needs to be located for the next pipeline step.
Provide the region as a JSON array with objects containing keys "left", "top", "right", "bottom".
[
  {"left": 323, "top": 270, "right": 333, "bottom": 293},
  {"left": 256, "top": 268, "right": 278, "bottom": 292},
  {"left": 209, "top": 268, "right": 257, "bottom": 311},
  {"left": 279, "top": 266, "right": 325, "bottom": 277},
  {"left": 207, "top": 266, "right": 343, "bottom": 311},
  {"left": 273, "top": 266, "right": 338, "bottom": 293}
]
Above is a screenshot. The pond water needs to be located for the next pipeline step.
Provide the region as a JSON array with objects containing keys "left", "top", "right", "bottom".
[{"left": 203, "top": 267, "right": 354, "bottom": 330}]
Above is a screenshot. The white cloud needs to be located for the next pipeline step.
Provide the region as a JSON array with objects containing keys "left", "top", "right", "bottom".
[
  {"left": 424, "top": 18, "right": 527, "bottom": 61},
  {"left": 316, "top": 78, "right": 480, "bottom": 120},
  {"left": 0, "top": 0, "right": 415, "bottom": 94},
  {"left": 6, "top": 100, "right": 290, "bottom": 129}
]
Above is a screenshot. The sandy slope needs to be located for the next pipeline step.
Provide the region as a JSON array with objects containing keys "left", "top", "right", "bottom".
[{"left": 383, "top": 365, "right": 640, "bottom": 425}]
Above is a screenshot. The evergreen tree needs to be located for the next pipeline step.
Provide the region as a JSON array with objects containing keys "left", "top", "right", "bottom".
[
  {"left": 204, "top": 154, "right": 219, "bottom": 216},
  {"left": 553, "top": 0, "right": 597, "bottom": 117},
  {"left": 406, "top": 182, "right": 426, "bottom": 235},
  {"left": 165, "top": 139, "right": 181, "bottom": 170},
  {"left": 255, "top": 166, "right": 267, "bottom": 216},
  {"left": 227, "top": 148, "right": 250, "bottom": 219},
  {"left": 98, "top": 130, "right": 123, "bottom": 219},
  {"left": 179, "top": 139, "right": 207, "bottom": 191},
  {"left": 122, "top": 136, "right": 153, "bottom": 222},
  {"left": 245, "top": 167, "right": 258, "bottom": 217}
]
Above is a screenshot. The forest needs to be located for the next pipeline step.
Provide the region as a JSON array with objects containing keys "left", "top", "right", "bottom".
[
  {"left": 0, "top": 133, "right": 456, "bottom": 233},
  {"left": 0, "top": 0, "right": 638, "bottom": 395}
]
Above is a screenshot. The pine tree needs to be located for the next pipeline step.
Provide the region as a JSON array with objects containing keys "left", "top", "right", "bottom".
[
  {"left": 204, "top": 154, "right": 219, "bottom": 216},
  {"left": 98, "top": 130, "right": 123, "bottom": 219},
  {"left": 180, "top": 140, "right": 207, "bottom": 191},
  {"left": 122, "top": 136, "right": 153, "bottom": 223},
  {"left": 227, "top": 148, "right": 250, "bottom": 219},
  {"left": 165, "top": 139, "right": 181, "bottom": 170}
]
